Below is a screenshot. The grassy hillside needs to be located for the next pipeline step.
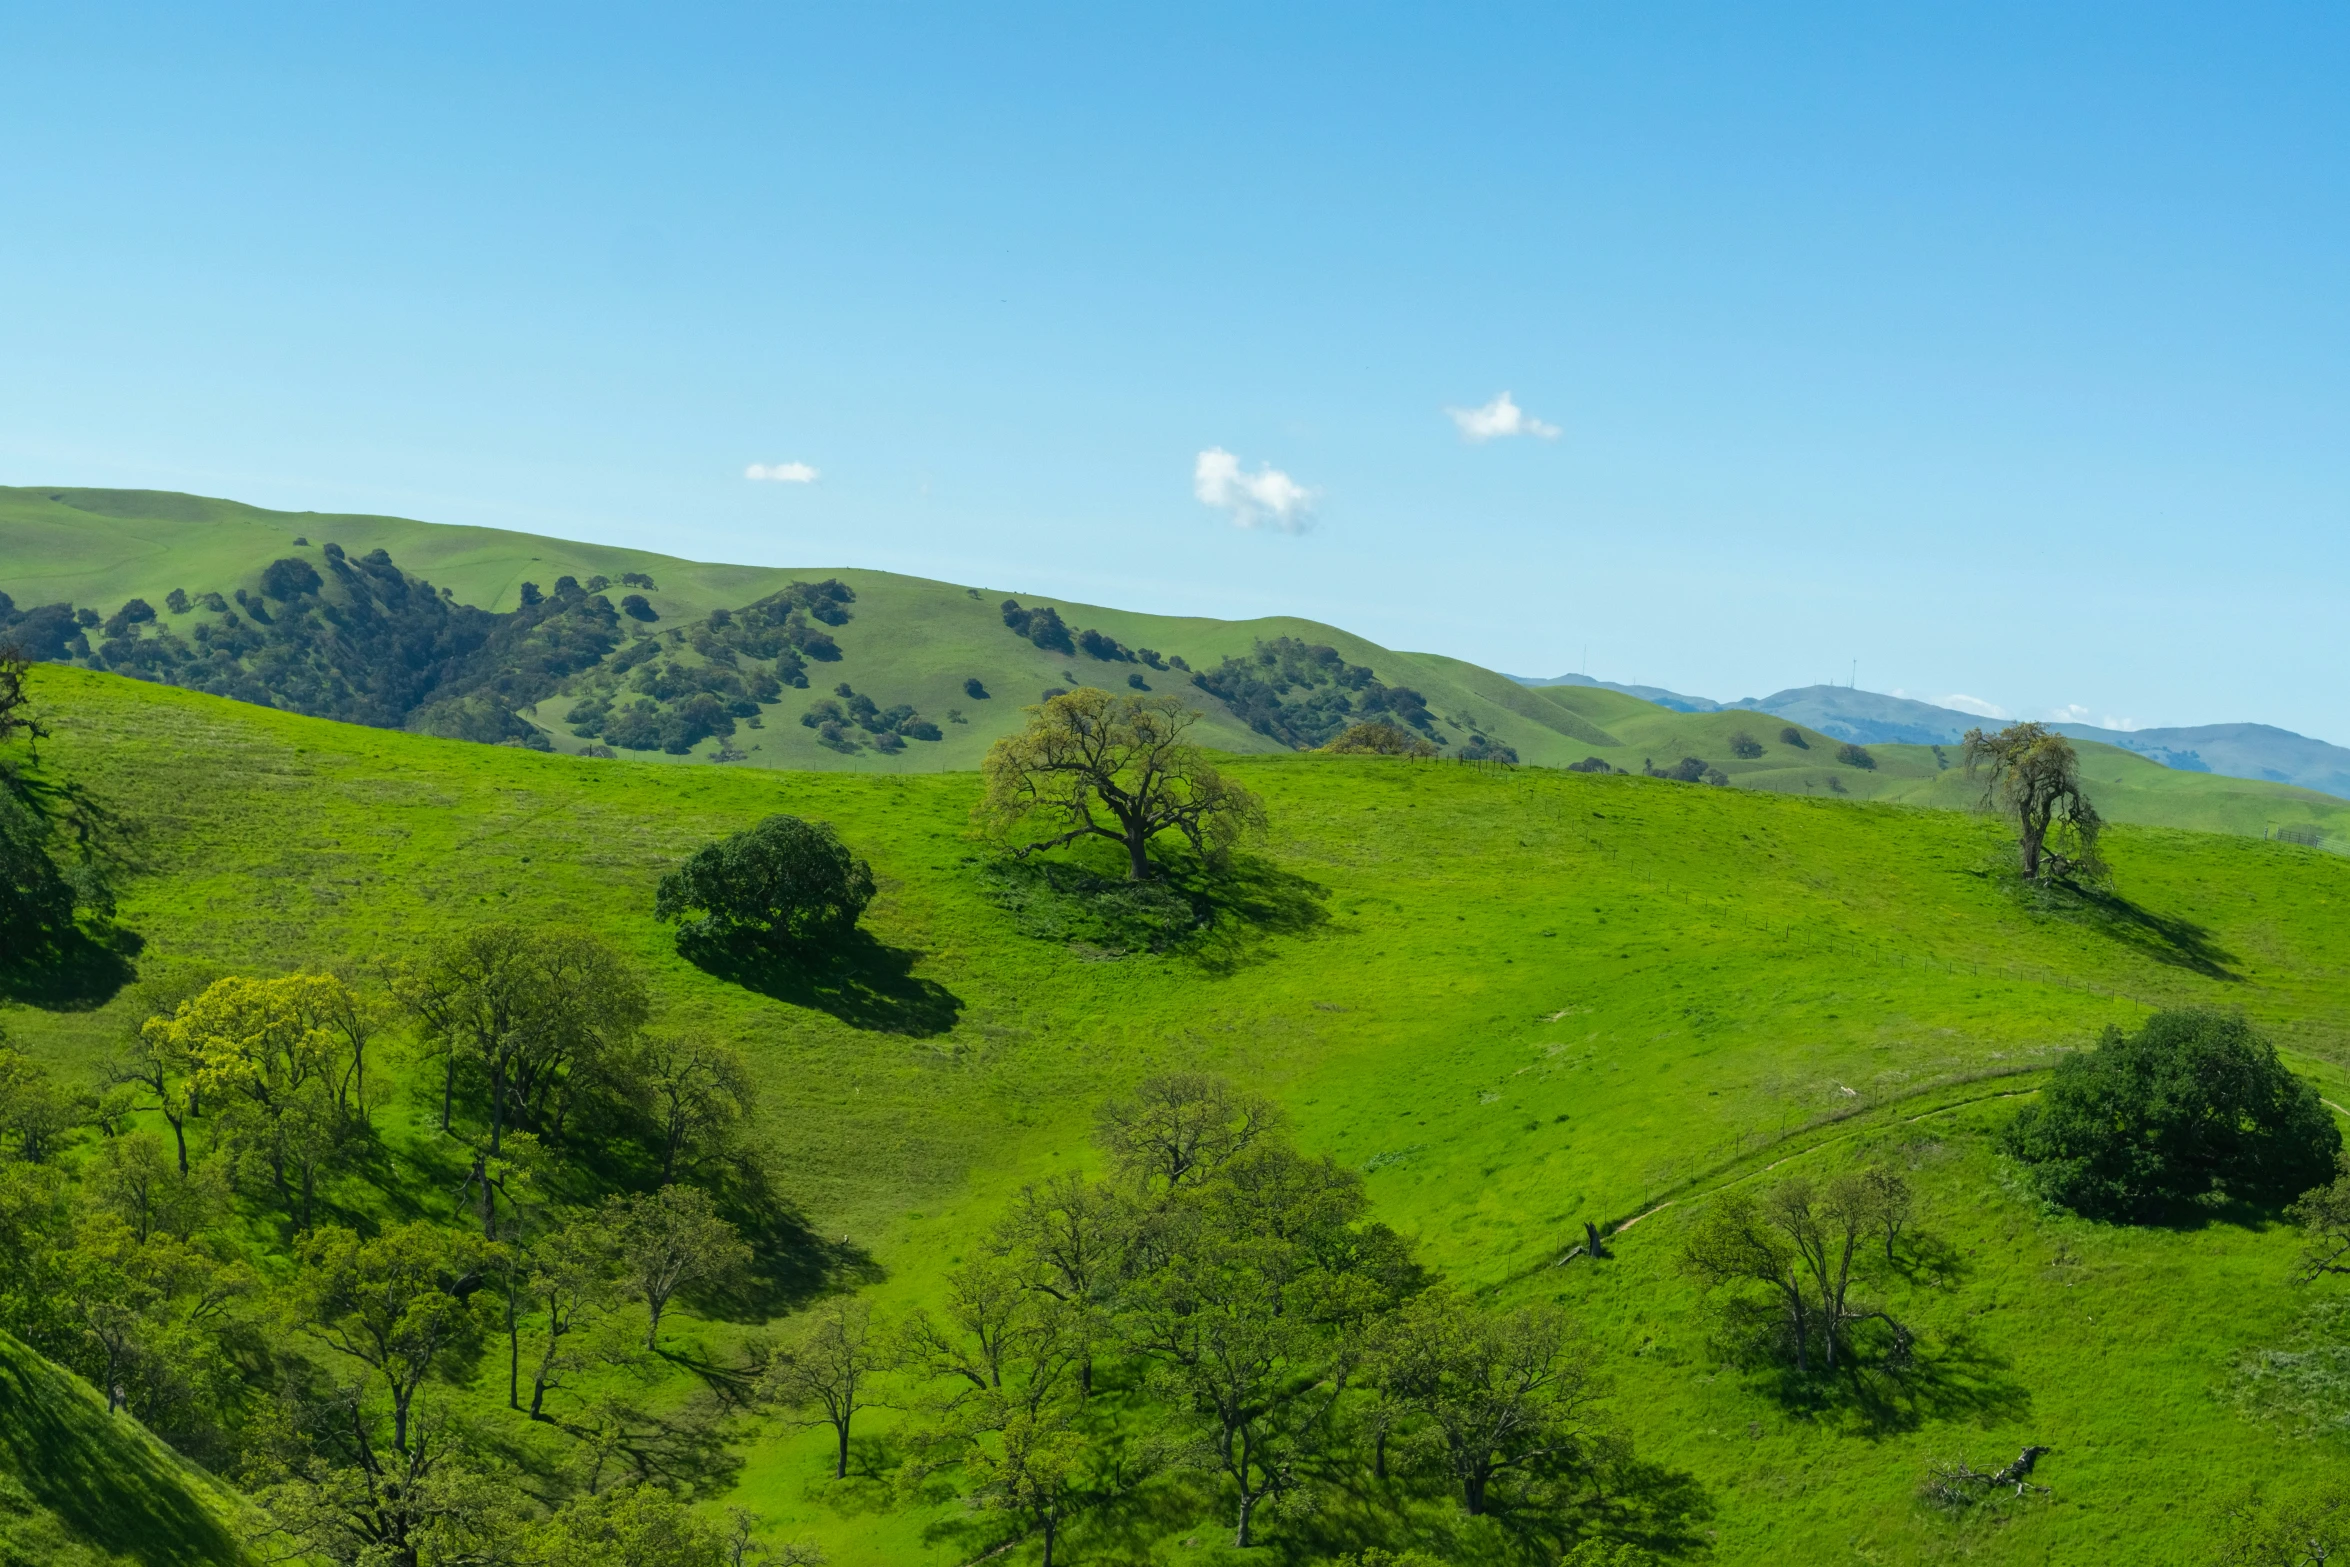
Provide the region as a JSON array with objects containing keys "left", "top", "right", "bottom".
[
  {"left": 13, "top": 486, "right": 2350, "bottom": 859},
  {"left": 0, "top": 1329, "right": 251, "bottom": 1566},
  {"left": 11, "top": 665, "right": 2350, "bottom": 1563}
]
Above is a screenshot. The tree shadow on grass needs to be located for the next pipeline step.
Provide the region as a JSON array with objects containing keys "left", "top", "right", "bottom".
[
  {"left": 2018, "top": 877, "right": 2239, "bottom": 980},
  {"left": 680, "top": 929, "right": 961, "bottom": 1036},
  {"left": 693, "top": 1155, "right": 884, "bottom": 1324},
  {"left": 0, "top": 920, "right": 140, "bottom": 1010},
  {"left": 1744, "top": 1324, "right": 2033, "bottom": 1439},
  {"left": 976, "top": 845, "right": 1329, "bottom": 973}
]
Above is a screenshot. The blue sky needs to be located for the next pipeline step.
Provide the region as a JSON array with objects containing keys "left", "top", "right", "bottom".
[{"left": 4, "top": 5, "right": 2347, "bottom": 739}]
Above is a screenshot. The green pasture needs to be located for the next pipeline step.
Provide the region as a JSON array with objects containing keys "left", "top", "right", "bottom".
[{"left": 8, "top": 665, "right": 2350, "bottom": 1563}]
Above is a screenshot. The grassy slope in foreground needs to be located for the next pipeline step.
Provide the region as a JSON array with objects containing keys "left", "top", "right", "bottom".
[
  {"left": 14, "top": 669, "right": 2350, "bottom": 1564},
  {"left": 0, "top": 1329, "right": 251, "bottom": 1566}
]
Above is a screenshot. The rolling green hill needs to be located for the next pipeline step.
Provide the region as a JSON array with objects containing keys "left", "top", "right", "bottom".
[
  {"left": 8, "top": 486, "right": 2350, "bottom": 855},
  {"left": 9, "top": 664, "right": 2350, "bottom": 1563},
  {"left": 0, "top": 1329, "right": 251, "bottom": 1566}
]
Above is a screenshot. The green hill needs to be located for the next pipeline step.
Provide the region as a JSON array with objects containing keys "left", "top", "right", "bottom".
[
  {"left": 8, "top": 487, "right": 2350, "bottom": 856},
  {"left": 9, "top": 664, "right": 2350, "bottom": 1563},
  {"left": 0, "top": 1329, "right": 251, "bottom": 1566}
]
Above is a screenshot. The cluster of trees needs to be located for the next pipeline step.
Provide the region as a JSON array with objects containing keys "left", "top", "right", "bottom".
[
  {"left": 560, "top": 581, "right": 860, "bottom": 756},
  {"left": 1190, "top": 638, "right": 1438, "bottom": 751},
  {"left": 1680, "top": 1166, "right": 1917, "bottom": 1377},
  {"left": 799, "top": 684, "right": 942, "bottom": 753},
  {"left": 4, "top": 547, "right": 641, "bottom": 749},
  {"left": 999, "top": 600, "right": 1182, "bottom": 676},
  {"left": 762, "top": 1073, "right": 1677, "bottom": 1564},
  {"left": 0, "top": 916, "right": 818, "bottom": 1565},
  {"left": 1640, "top": 758, "right": 1725, "bottom": 786}
]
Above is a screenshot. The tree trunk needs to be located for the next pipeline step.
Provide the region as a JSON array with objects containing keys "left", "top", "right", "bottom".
[
  {"left": 1040, "top": 1513, "right": 1057, "bottom": 1567},
  {"left": 507, "top": 1294, "right": 521, "bottom": 1410},
  {"left": 1125, "top": 821, "right": 1151, "bottom": 882},
  {"left": 834, "top": 1415, "right": 851, "bottom": 1480},
  {"left": 440, "top": 1051, "right": 455, "bottom": 1132},
  {"left": 165, "top": 1110, "right": 188, "bottom": 1176}
]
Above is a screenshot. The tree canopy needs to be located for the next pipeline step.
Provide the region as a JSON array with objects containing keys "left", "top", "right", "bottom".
[
  {"left": 979, "top": 690, "right": 1264, "bottom": 882},
  {"left": 1963, "top": 721, "right": 2105, "bottom": 882},
  {"left": 654, "top": 813, "right": 876, "bottom": 950},
  {"left": 2004, "top": 1008, "right": 2339, "bottom": 1219}
]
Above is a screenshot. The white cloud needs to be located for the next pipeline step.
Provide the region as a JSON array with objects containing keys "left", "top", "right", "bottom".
[
  {"left": 2044, "top": 704, "right": 2139, "bottom": 731},
  {"left": 1193, "top": 447, "right": 1316, "bottom": 533},
  {"left": 1446, "top": 391, "right": 1560, "bottom": 443},
  {"left": 745, "top": 461, "right": 819, "bottom": 483},
  {"left": 1937, "top": 694, "right": 2010, "bottom": 719}
]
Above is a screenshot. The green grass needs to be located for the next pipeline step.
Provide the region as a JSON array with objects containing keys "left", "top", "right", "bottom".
[
  {"left": 12, "top": 665, "right": 2350, "bottom": 1564},
  {"left": 0, "top": 1329, "right": 253, "bottom": 1566}
]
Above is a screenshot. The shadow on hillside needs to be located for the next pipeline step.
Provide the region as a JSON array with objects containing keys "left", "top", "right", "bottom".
[
  {"left": 0, "top": 921, "right": 140, "bottom": 1010},
  {"left": 694, "top": 1155, "right": 884, "bottom": 1324},
  {"left": 2040, "top": 882, "right": 2240, "bottom": 980},
  {"left": 1746, "top": 1323, "right": 2032, "bottom": 1439},
  {"left": 0, "top": 1342, "right": 242, "bottom": 1567},
  {"left": 681, "top": 929, "right": 962, "bottom": 1036}
]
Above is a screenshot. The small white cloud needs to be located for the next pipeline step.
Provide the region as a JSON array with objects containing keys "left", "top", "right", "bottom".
[
  {"left": 1938, "top": 694, "right": 2010, "bottom": 719},
  {"left": 745, "top": 461, "right": 819, "bottom": 483},
  {"left": 1193, "top": 447, "right": 1316, "bottom": 533},
  {"left": 1446, "top": 391, "right": 1560, "bottom": 443}
]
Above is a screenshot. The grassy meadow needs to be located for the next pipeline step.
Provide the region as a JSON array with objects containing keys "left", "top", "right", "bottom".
[{"left": 7, "top": 664, "right": 2350, "bottom": 1564}]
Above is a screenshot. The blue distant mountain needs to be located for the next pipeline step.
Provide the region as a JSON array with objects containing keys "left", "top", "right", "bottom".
[{"left": 1510, "top": 676, "right": 2350, "bottom": 801}]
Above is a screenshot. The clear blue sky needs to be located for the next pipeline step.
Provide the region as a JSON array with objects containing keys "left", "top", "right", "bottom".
[{"left": 5, "top": 5, "right": 2346, "bottom": 739}]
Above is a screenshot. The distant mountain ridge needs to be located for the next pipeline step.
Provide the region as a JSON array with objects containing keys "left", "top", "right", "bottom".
[{"left": 1512, "top": 678, "right": 2350, "bottom": 802}]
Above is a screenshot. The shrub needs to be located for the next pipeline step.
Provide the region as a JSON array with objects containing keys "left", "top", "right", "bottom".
[
  {"left": 1650, "top": 757, "right": 1709, "bottom": 783},
  {"left": 1835, "top": 742, "right": 1876, "bottom": 770},
  {"left": 2004, "top": 1009, "right": 2340, "bottom": 1219},
  {"left": 964, "top": 677, "right": 990, "bottom": 700},
  {"left": 1729, "top": 730, "right": 1764, "bottom": 759},
  {"left": 654, "top": 814, "right": 875, "bottom": 950},
  {"left": 1126, "top": 672, "right": 1150, "bottom": 690},
  {"left": 1321, "top": 720, "right": 1436, "bottom": 757},
  {"left": 1457, "top": 735, "right": 1519, "bottom": 763},
  {"left": 1779, "top": 726, "right": 1807, "bottom": 749},
  {"left": 620, "top": 594, "right": 658, "bottom": 622},
  {"left": 165, "top": 588, "right": 191, "bottom": 615},
  {"left": 620, "top": 571, "right": 656, "bottom": 589},
  {"left": 1567, "top": 756, "right": 1614, "bottom": 774}
]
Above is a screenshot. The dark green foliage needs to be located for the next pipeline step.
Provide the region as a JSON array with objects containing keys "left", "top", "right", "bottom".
[
  {"left": 164, "top": 588, "right": 191, "bottom": 616},
  {"left": 964, "top": 676, "right": 990, "bottom": 699},
  {"left": 620, "top": 593, "right": 657, "bottom": 621},
  {"left": 1191, "top": 637, "right": 1437, "bottom": 749},
  {"left": 1077, "top": 627, "right": 1134, "bottom": 662},
  {"left": 1457, "top": 735, "right": 1519, "bottom": 763},
  {"left": 1648, "top": 757, "right": 1709, "bottom": 783},
  {"left": 1835, "top": 743, "right": 1876, "bottom": 770},
  {"left": 0, "top": 656, "right": 116, "bottom": 961},
  {"left": 1000, "top": 599, "right": 1075, "bottom": 654},
  {"left": 1127, "top": 672, "right": 1150, "bottom": 690},
  {"left": 619, "top": 571, "right": 655, "bottom": 589},
  {"left": 2004, "top": 1009, "right": 2340, "bottom": 1219},
  {"left": 1567, "top": 756, "right": 1615, "bottom": 774},
  {"left": 798, "top": 688, "right": 940, "bottom": 752},
  {"left": 1779, "top": 726, "right": 1807, "bottom": 749},
  {"left": 1729, "top": 731, "right": 1764, "bottom": 760},
  {"left": 655, "top": 814, "right": 875, "bottom": 951},
  {"left": 0, "top": 600, "right": 84, "bottom": 661},
  {"left": 259, "top": 557, "right": 321, "bottom": 600},
  {"left": 35, "top": 545, "right": 624, "bottom": 748}
]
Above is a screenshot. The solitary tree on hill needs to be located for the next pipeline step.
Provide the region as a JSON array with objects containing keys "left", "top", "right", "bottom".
[
  {"left": 655, "top": 813, "right": 875, "bottom": 951},
  {"left": 979, "top": 689, "right": 1264, "bottom": 882},
  {"left": 1962, "top": 721, "right": 2105, "bottom": 882}
]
